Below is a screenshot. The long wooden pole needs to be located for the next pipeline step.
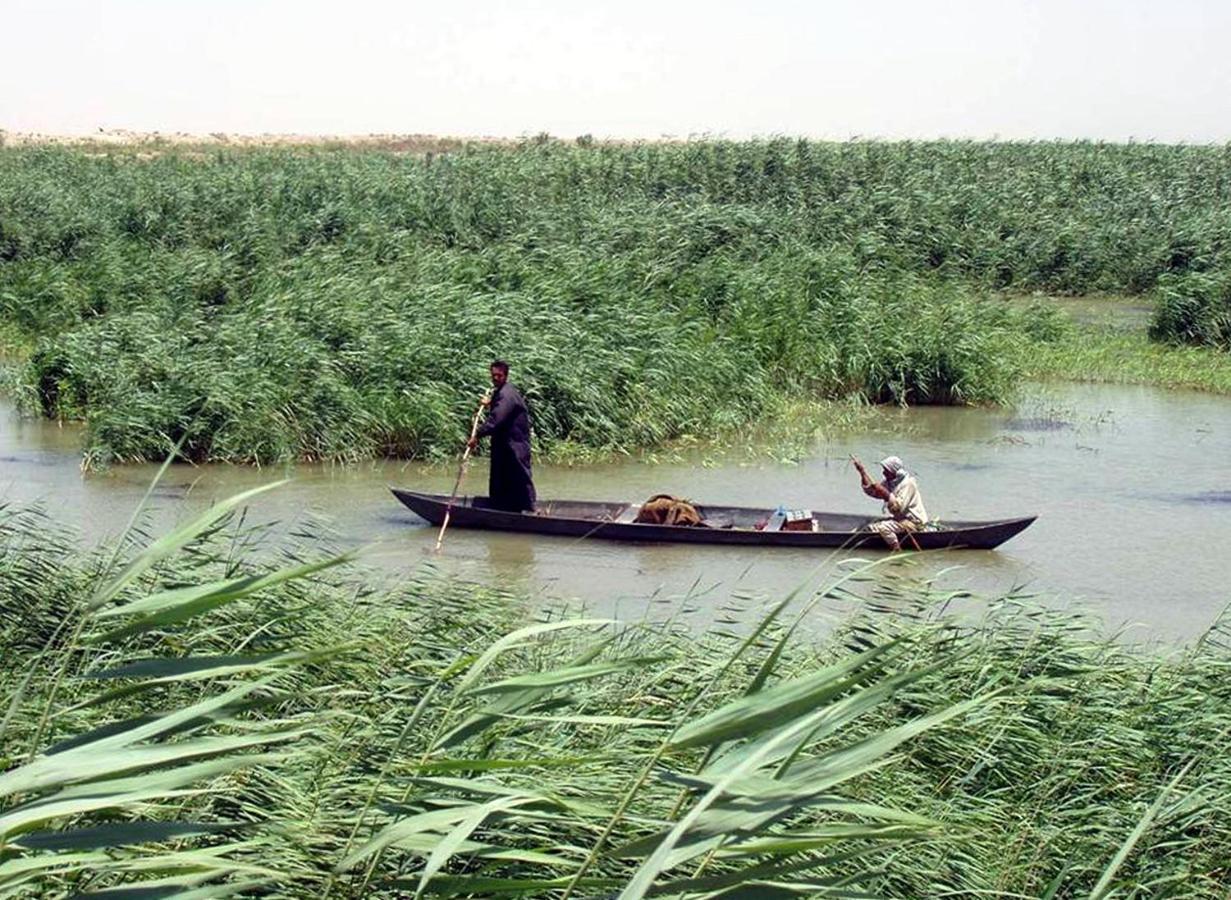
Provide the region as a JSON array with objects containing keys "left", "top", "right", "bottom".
[{"left": 434, "top": 393, "right": 489, "bottom": 553}]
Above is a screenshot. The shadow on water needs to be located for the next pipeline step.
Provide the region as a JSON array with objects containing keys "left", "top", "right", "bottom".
[
  {"left": 1151, "top": 490, "right": 1231, "bottom": 506},
  {"left": 1002, "top": 417, "right": 1074, "bottom": 432}
]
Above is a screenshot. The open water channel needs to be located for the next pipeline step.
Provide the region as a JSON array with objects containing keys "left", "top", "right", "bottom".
[{"left": 2, "top": 382, "right": 1228, "bottom": 643}]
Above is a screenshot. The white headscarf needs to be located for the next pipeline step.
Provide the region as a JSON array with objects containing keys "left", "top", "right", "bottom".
[{"left": 879, "top": 456, "right": 907, "bottom": 491}]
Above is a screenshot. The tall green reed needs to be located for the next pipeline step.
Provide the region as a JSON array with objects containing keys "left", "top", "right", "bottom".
[
  {"left": 15, "top": 140, "right": 1228, "bottom": 463},
  {"left": 2, "top": 484, "right": 1228, "bottom": 896}
]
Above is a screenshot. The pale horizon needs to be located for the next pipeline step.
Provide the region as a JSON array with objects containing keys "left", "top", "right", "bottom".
[{"left": 4, "top": 0, "right": 1231, "bottom": 144}]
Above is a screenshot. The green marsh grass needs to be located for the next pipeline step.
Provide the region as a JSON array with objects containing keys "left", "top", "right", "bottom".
[
  {"left": 1150, "top": 270, "right": 1231, "bottom": 349},
  {"left": 2, "top": 486, "right": 1228, "bottom": 897},
  {"left": 10, "top": 139, "right": 1231, "bottom": 465},
  {"left": 1024, "top": 328, "right": 1231, "bottom": 394}
]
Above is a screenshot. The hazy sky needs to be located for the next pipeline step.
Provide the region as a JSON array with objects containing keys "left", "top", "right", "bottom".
[{"left": 4, "top": 0, "right": 1230, "bottom": 142}]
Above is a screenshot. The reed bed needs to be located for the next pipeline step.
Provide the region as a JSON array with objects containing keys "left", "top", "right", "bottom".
[
  {"left": 1, "top": 488, "right": 1227, "bottom": 897},
  {"left": 7, "top": 139, "right": 1230, "bottom": 464},
  {"left": 1024, "top": 328, "right": 1231, "bottom": 394},
  {"left": 1151, "top": 271, "right": 1231, "bottom": 350}
]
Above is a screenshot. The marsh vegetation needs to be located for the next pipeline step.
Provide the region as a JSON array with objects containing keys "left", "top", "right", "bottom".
[
  {"left": 4, "top": 140, "right": 1230, "bottom": 466},
  {"left": 1, "top": 489, "right": 1228, "bottom": 897},
  {"left": 3, "top": 139, "right": 1230, "bottom": 896}
]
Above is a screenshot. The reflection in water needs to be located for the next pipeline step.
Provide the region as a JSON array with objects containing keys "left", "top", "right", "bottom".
[
  {"left": 935, "top": 461, "right": 996, "bottom": 472},
  {"left": 2, "top": 382, "right": 1230, "bottom": 642},
  {"left": 1003, "top": 417, "right": 1073, "bottom": 432},
  {"left": 1167, "top": 491, "right": 1231, "bottom": 506},
  {"left": 485, "top": 534, "right": 536, "bottom": 590}
]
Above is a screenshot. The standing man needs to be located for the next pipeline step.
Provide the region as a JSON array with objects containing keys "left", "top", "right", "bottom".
[
  {"left": 468, "top": 360, "right": 536, "bottom": 513},
  {"left": 852, "top": 455, "right": 928, "bottom": 550}
]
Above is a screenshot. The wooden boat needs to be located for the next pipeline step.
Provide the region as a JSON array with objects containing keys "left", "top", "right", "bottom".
[{"left": 391, "top": 489, "right": 1036, "bottom": 551}]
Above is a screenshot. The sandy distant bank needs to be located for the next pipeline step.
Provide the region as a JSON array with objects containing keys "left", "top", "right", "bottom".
[{"left": 0, "top": 129, "right": 520, "bottom": 152}]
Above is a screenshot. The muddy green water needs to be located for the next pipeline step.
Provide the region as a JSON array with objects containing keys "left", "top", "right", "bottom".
[{"left": 2, "top": 383, "right": 1228, "bottom": 642}]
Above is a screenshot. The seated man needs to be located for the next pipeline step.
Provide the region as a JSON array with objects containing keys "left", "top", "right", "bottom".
[{"left": 853, "top": 455, "right": 929, "bottom": 550}]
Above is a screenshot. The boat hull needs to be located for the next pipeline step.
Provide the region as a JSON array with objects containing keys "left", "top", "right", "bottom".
[{"left": 391, "top": 490, "right": 1035, "bottom": 551}]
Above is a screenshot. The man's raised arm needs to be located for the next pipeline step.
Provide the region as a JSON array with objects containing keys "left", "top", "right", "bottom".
[{"left": 851, "top": 455, "right": 890, "bottom": 501}]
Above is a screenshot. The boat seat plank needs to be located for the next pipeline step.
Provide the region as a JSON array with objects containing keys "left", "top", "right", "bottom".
[{"left": 614, "top": 504, "right": 641, "bottom": 524}]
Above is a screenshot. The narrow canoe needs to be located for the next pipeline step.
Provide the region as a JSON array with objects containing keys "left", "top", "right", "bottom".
[{"left": 391, "top": 489, "right": 1036, "bottom": 551}]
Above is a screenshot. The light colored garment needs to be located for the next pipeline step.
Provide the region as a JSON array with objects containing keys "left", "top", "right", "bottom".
[
  {"left": 869, "top": 517, "right": 920, "bottom": 550},
  {"left": 883, "top": 473, "right": 928, "bottom": 525}
]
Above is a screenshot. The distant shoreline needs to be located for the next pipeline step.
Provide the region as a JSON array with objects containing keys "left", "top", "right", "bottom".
[
  {"left": 6, "top": 130, "right": 1228, "bottom": 151},
  {"left": 0, "top": 129, "right": 515, "bottom": 152}
]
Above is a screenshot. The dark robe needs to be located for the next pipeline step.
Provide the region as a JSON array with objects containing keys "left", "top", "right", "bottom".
[{"left": 476, "top": 383, "right": 536, "bottom": 512}]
